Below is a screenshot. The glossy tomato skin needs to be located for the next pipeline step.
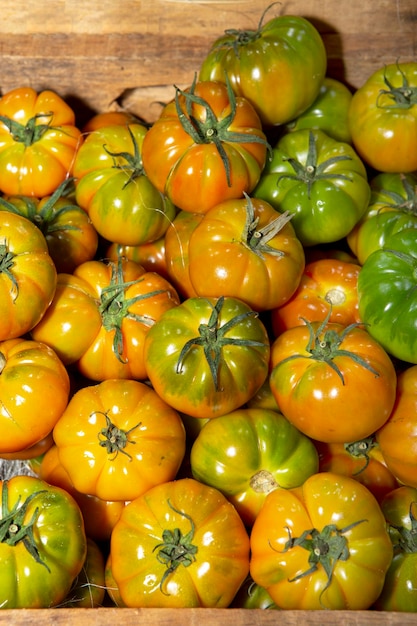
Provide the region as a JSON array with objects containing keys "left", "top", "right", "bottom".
[
  {"left": 144, "top": 296, "right": 271, "bottom": 419},
  {"left": 82, "top": 110, "right": 142, "bottom": 133},
  {"left": 348, "top": 62, "right": 417, "bottom": 172},
  {"left": 269, "top": 320, "right": 397, "bottom": 443},
  {"left": 110, "top": 477, "right": 250, "bottom": 607},
  {"left": 357, "top": 228, "right": 417, "bottom": 364},
  {"left": 250, "top": 472, "right": 393, "bottom": 610},
  {"left": 163, "top": 210, "right": 203, "bottom": 299},
  {"left": 0, "top": 87, "right": 82, "bottom": 197},
  {"left": 141, "top": 80, "right": 267, "bottom": 214},
  {"left": 190, "top": 408, "right": 319, "bottom": 526},
  {"left": 73, "top": 123, "right": 176, "bottom": 246},
  {"left": 376, "top": 365, "right": 417, "bottom": 488},
  {"left": 374, "top": 486, "right": 417, "bottom": 611},
  {"left": 0, "top": 338, "right": 70, "bottom": 453},
  {"left": 253, "top": 129, "right": 370, "bottom": 246},
  {"left": 52, "top": 379, "right": 186, "bottom": 502},
  {"left": 0, "top": 211, "right": 57, "bottom": 340},
  {"left": 199, "top": 14, "right": 326, "bottom": 127},
  {"left": 270, "top": 257, "right": 361, "bottom": 336},
  {"left": 106, "top": 238, "right": 169, "bottom": 281},
  {"left": 187, "top": 196, "right": 305, "bottom": 312},
  {"left": 0, "top": 475, "right": 87, "bottom": 609}
]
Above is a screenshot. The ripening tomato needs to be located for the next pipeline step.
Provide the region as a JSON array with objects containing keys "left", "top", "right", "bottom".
[
  {"left": 348, "top": 62, "right": 417, "bottom": 172},
  {"left": 199, "top": 10, "right": 327, "bottom": 127},
  {"left": 163, "top": 210, "right": 203, "bottom": 299},
  {"left": 82, "top": 110, "right": 142, "bottom": 133},
  {"left": 109, "top": 478, "right": 250, "bottom": 607},
  {"left": 141, "top": 78, "right": 268, "bottom": 214},
  {"left": 106, "top": 238, "right": 169, "bottom": 281},
  {"left": 250, "top": 472, "right": 393, "bottom": 610},
  {"left": 0, "top": 211, "right": 57, "bottom": 340},
  {"left": 0, "top": 87, "right": 82, "bottom": 197},
  {"left": 269, "top": 316, "right": 397, "bottom": 443},
  {"left": 52, "top": 379, "right": 186, "bottom": 502},
  {"left": 187, "top": 195, "right": 305, "bottom": 312},
  {"left": 0, "top": 337, "right": 70, "bottom": 453}
]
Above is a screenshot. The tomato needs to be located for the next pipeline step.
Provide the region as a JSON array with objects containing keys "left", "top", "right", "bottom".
[
  {"left": 141, "top": 78, "right": 268, "bottom": 214},
  {"left": 190, "top": 408, "right": 319, "bottom": 526},
  {"left": 348, "top": 171, "right": 417, "bottom": 265},
  {"left": 315, "top": 436, "right": 399, "bottom": 503},
  {"left": 199, "top": 10, "right": 326, "bottom": 127},
  {"left": 357, "top": 228, "right": 417, "bottom": 364},
  {"left": 109, "top": 477, "right": 250, "bottom": 607},
  {"left": 62, "top": 537, "right": 106, "bottom": 608},
  {"left": 0, "top": 475, "right": 87, "bottom": 608},
  {"left": 253, "top": 129, "right": 370, "bottom": 246},
  {"left": 144, "top": 296, "right": 271, "bottom": 419},
  {"left": 37, "top": 444, "right": 125, "bottom": 542},
  {"left": 106, "top": 237, "right": 169, "bottom": 281},
  {"left": 376, "top": 365, "right": 417, "bottom": 488},
  {"left": 282, "top": 77, "right": 353, "bottom": 143},
  {"left": 187, "top": 195, "right": 305, "bottom": 312},
  {"left": 348, "top": 61, "right": 417, "bottom": 173},
  {"left": 0, "top": 211, "right": 57, "bottom": 340},
  {"left": 0, "top": 178, "right": 98, "bottom": 273},
  {"left": 31, "top": 255, "right": 180, "bottom": 380},
  {"left": 270, "top": 257, "right": 361, "bottom": 336},
  {"left": 374, "top": 486, "right": 417, "bottom": 611},
  {"left": 82, "top": 110, "right": 143, "bottom": 133},
  {"left": 269, "top": 315, "right": 397, "bottom": 443},
  {"left": 0, "top": 432, "right": 54, "bottom": 461},
  {"left": 0, "top": 337, "right": 70, "bottom": 453},
  {"left": 250, "top": 472, "right": 393, "bottom": 610},
  {"left": 0, "top": 87, "right": 82, "bottom": 197},
  {"left": 73, "top": 123, "right": 176, "bottom": 246},
  {"left": 52, "top": 379, "right": 186, "bottom": 502},
  {"left": 164, "top": 210, "right": 203, "bottom": 299}
]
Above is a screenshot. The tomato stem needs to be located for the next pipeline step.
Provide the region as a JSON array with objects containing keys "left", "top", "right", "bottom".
[
  {"left": 377, "top": 62, "right": 417, "bottom": 110},
  {"left": 96, "top": 411, "right": 141, "bottom": 461},
  {"left": 344, "top": 435, "right": 378, "bottom": 474},
  {"left": 0, "top": 242, "right": 19, "bottom": 301},
  {"left": 0, "top": 112, "right": 58, "bottom": 147},
  {"left": 240, "top": 193, "right": 293, "bottom": 259}
]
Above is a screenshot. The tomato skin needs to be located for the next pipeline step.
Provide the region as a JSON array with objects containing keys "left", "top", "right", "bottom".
[
  {"left": 164, "top": 210, "right": 203, "bottom": 299},
  {"left": 0, "top": 87, "right": 82, "bottom": 197},
  {"left": 0, "top": 211, "right": 57, "bottom": 340},
  {"left": 250, "top": 472, "right": 393, "bottom": 610},
  {"left": 190, "top": 408, "right": 319, "bottom": 526},
  {"left": 62, "top": 537, "right": 106, "bottom": 608},
  {"left": 110, "top": 477, "right": 250, "bottom": 607},
  {"left": 0, "top": 475, "right": 87, "bottom": 609},
  {"left": 187, "top": 196, "right": 305, "bottom": 312},
  {"left": 199, "top": 14, "right": 326, "bottom": 127},
  {"left": 144, "top": 296, "right": 271, "bottom": 419},
  {"left": 106, "top": 238, "right": 169, "bottom": 281},
  {"left": 357, "top": 228, "right": 417, "bottom": 364},
  {"left": 52, "top": 379, "right": 186, "bottom": 502},
  {"left": 253, "top": 129, "right": 370, "bottom": 247},
  {"left": 269, "top": 320, "right": 397, "bottom": 443},
  {"left": 376, "top": 365, "right": 417, "bottom": 488},
  {"left": 348, "top": 62, "right": 417, "bottom": 173},
  {"left": 82, "top": 110, "right": 142, "bottom": 133},
  {"left": 270, "top": 258, "right": 361, "bottom": 336},
  {"left": 0, "top": 338, "right": 70, "bottom": 453},
  {"left": 141, "top": 80, "right": 267, "bottom": 214}
]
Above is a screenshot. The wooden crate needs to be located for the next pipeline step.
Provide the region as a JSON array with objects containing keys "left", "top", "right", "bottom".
[{"left": 0, "top": 1, "right": 416, "bottom": 624}]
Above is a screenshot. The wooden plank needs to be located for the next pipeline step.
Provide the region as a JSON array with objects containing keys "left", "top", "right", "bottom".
[{"left": 0, "top": 0, "right": 415, "bottom": 123}]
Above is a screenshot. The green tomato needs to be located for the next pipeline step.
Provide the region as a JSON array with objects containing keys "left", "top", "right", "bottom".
[
  {"left": 357, "top": 228, "right": 417, "bottom": 365},
  {"left": 253, "top": 129, "right": 370, "bottom": 246},
  {"left": 190, "top": 408, "right": 319, "bottom": 526},
  {"left": 0, "top": 475, "right": 87, "bottom": 608},
  {"left": 283, "top": 77, "right": 353, "bottom": 144}
]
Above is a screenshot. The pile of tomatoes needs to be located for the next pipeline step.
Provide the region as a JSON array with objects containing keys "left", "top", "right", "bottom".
[{"left": 1, "top": 3, "right": 417, "bottom": 613}]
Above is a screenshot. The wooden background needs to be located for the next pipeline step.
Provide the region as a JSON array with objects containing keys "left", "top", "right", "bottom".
[{"left": 0, "top": 0, "right": 416, "bottom": 124}]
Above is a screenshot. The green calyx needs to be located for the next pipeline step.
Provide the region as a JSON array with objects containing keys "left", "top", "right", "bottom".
[
  {"left": 0, "top": 112, "right": 57, "bottom": 147},
  {"left": 278, "top": 130, "right": 353, "bottom": 199},
  {"left": 344, "top": 435, "right": 378, "bottom": 474},
  {"left": 280, "top": 519, "right": 366, "bottom": 607},
  {"left": 103, "top": 125, "right": 144, "bottom": 187},
  {"left": 0, "top": 481, "right": 50, "bottom": 572},
  {"left": 212, "top": 2, "right": 278, "bottom": 56},
  {"left": 176, "top": 296, "right": 267, "bottom": 391},
  {"left": 240, "top": 193, "right": 293, "bottom": 260},
  {"left": 377, "top": 63, "right": 417, "bottom": 110},
  {"left": 96, "top": 410, "right": 141, "bottom": 461},
  {"left": 277, "top": 310, "right": 380, "bottom": 385},
  {"left": 153, "top": 500, "right": 198, "bottom": 595},
  {"left": 174, "top": 74, "right": 269, "bottom": 186},
  {"left": 99, "top": 255, "right": 166, "bottom": 362},
  {"left": 377, "top": 174, "right": 417, "bottom": 215},
  {"left": 389, "top": 502, "right": 417, "bottom": 554},
  {"left": 0, "top": 242, "right": 18, "bottom": 301}
]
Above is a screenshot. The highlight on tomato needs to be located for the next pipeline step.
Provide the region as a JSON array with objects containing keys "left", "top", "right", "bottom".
[
  {"left": 0, "top": 87, "right": 82, "bottom": 197},
  {"left": 249, "top": 472, "right": 393, "bottom": 610},
  {"left": 109, "top": 477, "right": 250, "bottom": 607}
]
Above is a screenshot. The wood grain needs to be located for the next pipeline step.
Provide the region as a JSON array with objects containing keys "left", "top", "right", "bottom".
[{"left": 0, "top": 0, "right": 415, "bottom": 123}]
